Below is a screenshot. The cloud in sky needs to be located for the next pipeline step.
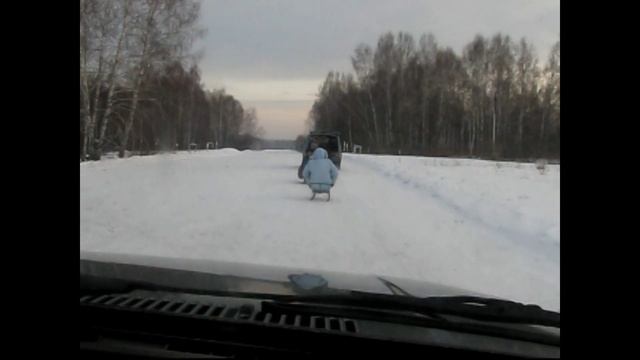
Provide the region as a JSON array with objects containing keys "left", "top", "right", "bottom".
[{"left": 195, "top": 0, "right": 559, "bottom": 139}]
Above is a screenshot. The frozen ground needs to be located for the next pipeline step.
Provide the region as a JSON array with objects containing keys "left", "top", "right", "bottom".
[{"left": 81, "top": 149, "right": 559, "bottom": 311}]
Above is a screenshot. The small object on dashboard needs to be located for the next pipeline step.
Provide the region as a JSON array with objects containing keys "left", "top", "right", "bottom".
[{"left": 288, "top": 273, "right": 329, "bottom": 293}]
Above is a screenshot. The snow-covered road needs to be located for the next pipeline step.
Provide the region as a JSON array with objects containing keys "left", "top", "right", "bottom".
[{"left": 81, "top": 149, "right": 559, "bottom": 311}]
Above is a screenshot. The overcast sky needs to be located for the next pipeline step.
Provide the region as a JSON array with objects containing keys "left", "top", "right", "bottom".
[{"left": 195, "top": 0, "right": 559, "bottom": 140}]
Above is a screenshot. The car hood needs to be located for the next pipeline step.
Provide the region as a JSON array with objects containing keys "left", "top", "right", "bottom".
[{"left": 81, "top": 251, "right": 492, "bottom": 299}]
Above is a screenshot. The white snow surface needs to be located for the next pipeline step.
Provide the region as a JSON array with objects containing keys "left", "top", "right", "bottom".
[{"left": 81, "top": 149, "right": 559, "bottom": 311}]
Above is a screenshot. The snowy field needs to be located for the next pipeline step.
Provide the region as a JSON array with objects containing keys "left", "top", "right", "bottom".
[{"left": 80, "top": 149, "right": 559, "bottom": 311}]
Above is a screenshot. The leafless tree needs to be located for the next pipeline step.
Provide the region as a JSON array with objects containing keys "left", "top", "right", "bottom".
[{"left": 311, "top": 31, "right": 559, "bottom": 160}]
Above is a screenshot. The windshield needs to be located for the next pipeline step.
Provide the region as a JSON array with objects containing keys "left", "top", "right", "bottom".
[
  {"left": 308, "top": 135, "right": 340, "bottom": 153},
  {"left": 80, "top": 0, "right": 560, "bottom": 320}
]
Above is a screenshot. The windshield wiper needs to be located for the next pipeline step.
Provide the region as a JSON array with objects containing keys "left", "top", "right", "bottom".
[
  {"left": 81, "top": 273, "right": 559, "bottom": 327},
  {"left": 262, "top": 298, "right": 559, "bottom": 346},
  {"left": 377, "top": 276, "right": 414, "bottom": 296},
  {"left": 273, "top": 291, "right": 559, "bottom": 328}
]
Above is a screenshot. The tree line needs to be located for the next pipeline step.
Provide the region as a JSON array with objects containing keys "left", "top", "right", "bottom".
[
  {"left": 309, "top": 32, "right": 559, "bottom": 160},
  {"left": 80, "top": 0, "right": 262, "bottom": 161}
]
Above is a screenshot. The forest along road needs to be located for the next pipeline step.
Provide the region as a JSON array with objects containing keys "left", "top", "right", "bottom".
[{"left": 81, "top": 149, "right": 560, "bottom": 311}]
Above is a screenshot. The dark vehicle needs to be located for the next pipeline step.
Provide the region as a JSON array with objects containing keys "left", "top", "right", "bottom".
[
  {"left": 81, "top": 251, "right": 560, "bottom": 358},
  {"left": 298, "top": 131, "right": 342, "bottom": 179}
]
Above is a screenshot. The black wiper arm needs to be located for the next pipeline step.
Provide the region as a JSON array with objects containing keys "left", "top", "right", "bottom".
[
  {"left": 263, "top": 299, "right": 560, "bottom": 346},
  {"left": 276, "top": 291, "right": 560, "bottom": 327},
  {"left": 377, "top": 277, "right": 413, "bottom": 296},
  {"left": 411, "top": 295, "right": 560, "bottom": 327},
  {"left": 81, "top": 273, "right": 559, "bottom": 327}
]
